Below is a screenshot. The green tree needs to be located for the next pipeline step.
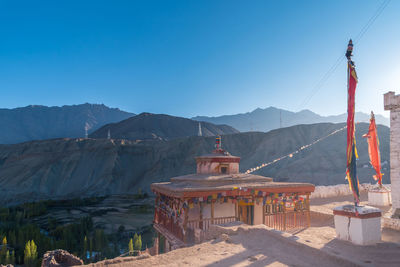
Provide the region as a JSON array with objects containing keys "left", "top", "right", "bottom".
[
  {"left": 11, "top": 250, "right": 15, "bottom": 265},
  {"left": 1, "top": 237, "right": 7, "bottom": 263},
  {"left": 134, "top": 235, "right": 142, "bottom": 252},
  {"left": 89, "top": 237, "right": 93, "bottom": 261},
  {"left": 118, "top": 225, "right": 125, "bottom": 235},
  {"left": 8, "top": 231, "right": 16, "bottom": 248},
  {"left": 128, "top": 238, "right": 134, "bottom": 256},
  {"left": 5, "top": 250, "right": 9, "bottom": 264},
  {"left": 94, "top": 230, "right": 101, "bottom": 251},
  {"left": 24, "top": 240, "right": 37, "bottom": 267},
  {"left": 83, "top": 236, "right": 88, "bottom": 260},
  {"left": 24, "top": 240, "right": 31, "bottom": 266},
  {"left": 31, "top": 240, "right": 38, "bottom": 262}
]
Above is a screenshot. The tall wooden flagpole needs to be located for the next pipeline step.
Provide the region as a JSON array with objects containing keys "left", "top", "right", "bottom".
[{"left": 345, "top": 39, "right": 360, "bottom": 206}]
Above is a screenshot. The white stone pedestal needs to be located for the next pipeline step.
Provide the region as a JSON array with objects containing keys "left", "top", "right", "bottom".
[
  {"left": 333, "top": 205, "right": 381, "bottom": 245},
  {"left": 368, "top": 186, "right": 391, "bottom": 206}
]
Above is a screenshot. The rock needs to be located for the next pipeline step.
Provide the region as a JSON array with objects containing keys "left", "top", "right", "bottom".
[
  {"left": 41, "top": 249, "right": 83, "bottom": 267},
  {"left": 248, "top": 255, "right": 258, "bottom": 262},
  {"left": 220, "top": 234, "right": 232, "bottom": 243}
]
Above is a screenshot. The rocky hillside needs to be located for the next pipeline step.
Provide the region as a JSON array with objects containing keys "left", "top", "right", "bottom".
[
  {"left": 193, "top": 107, "right": 389, "bottom": 132},
  {"left": 0, "top": 104, "right": 134, "bottom": 144},
  {"left": 89, "top": 113, "right": 239, "bottom": 141},
  {"left": 0, "top": 123, "right": 389, "bottom": 205}
]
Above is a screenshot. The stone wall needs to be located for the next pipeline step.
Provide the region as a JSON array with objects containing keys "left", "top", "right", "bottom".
[
  {"left": 383, "top": 217, "right": 400, "bottom": 231},
  {"left": 310, "top": 183, "right": 389, "bottom": 199}
]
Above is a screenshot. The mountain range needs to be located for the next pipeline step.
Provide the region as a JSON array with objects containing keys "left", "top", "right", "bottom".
[
  {"left": 0, "top": 104, "right": 134, "bottom": 144},
  {"left": 0, "top": 122, "right": 389, "bottom": 205},
  {"left": 0, "top": 104, "right": 389, "bottom": 145},
  {"left": 192, "top": 107, "right": 389, "bottom": 132},
  {"left": 89, "top": 113, "right": 238, "bottom": 141}
]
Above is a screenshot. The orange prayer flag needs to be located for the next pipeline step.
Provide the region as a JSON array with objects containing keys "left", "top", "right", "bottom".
[{"left": 363, "top": 111, "right": 383, "bottom": 186}]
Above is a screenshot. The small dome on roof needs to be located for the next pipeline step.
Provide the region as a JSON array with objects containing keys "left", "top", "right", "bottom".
[{"left": 196, "top": 136, "right": 240, "bottom": 175}]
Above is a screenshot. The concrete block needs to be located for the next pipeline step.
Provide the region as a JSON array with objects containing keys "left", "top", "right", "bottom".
[
  {"left": 333, "top": 205, "right": 381, "bottom": 245},
  {"left": 334, "top": 214, "right": 350, "bottom": 240},
  {"left": 368, "top": 186, "right": 391, "bottom": 206}
]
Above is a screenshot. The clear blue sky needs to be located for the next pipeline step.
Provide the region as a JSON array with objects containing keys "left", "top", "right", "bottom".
[{"left": 0, "top": 0, "right": 398, "bottom": 117}]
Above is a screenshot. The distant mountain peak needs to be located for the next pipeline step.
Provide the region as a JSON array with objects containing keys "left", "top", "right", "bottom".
[
  {"left": 298, "top": 109, "right": 317, "bottom": 115},
  {"left": 192, "top": 107, "right": 389, "bottom": 133},
  {"left": 138, "top": 112, "right": 161, "bottom": 117},
  {"left": 0, "top": 104, "right": 135, "bottom": 144},
  {"left": 90, "top": 113, "right": 239, "bottom": 141},
  {"left": 27, "top": 104, "right": 46, "bottom": 108}
]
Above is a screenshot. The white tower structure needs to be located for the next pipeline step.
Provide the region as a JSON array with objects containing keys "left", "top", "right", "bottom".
[
  {"left": 384, "top": 91, "right": 400, "bottom": 217},
  {"left": 107, "top": 129, "right": 111, "bottom": 139},
  {"left": 84, "top": 122, "right": 90, "bottom": 139},
  {"left": 198, "top": 122, "right": 202, "bottom": 136}
]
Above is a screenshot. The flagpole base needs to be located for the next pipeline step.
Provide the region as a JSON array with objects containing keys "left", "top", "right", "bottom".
[
  {"left": 333, "top": 205, "right": 381, "bottom": 245},
  {"left": 368, "top": 185, "right": 391, "bottom": 206}
]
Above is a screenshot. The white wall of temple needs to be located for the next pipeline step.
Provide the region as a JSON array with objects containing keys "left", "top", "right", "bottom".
[
  {"left": 197, "top": 162, "right": 239, "bottom": 174},
  {"left": 229, "top": 163, "right": 239, "bottom": 174},
  {"left": 203, "top": 204, "right": 211, "bottom": 218},
  {"left": 186, "top": 202, "right": 236, "bottom": 220},
  {"left": 197, "top": 162, "right": 218, "bottom": 174},
  {"left": 186, "top": 203, "right": 212, "bottom": 220},
  {"left": 253, "top": 202, "right": 264, "bottom": 225},
  {"left": 214, "top": 202, "right": 236, "bottom": 218}
]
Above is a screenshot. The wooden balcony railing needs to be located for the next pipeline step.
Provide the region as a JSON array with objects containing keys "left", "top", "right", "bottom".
[
  {"left": 264, "top": 211, "right": 310, "bottom": 232},
  {"left": 154, "top": 208, "right": 184, "bottom": 241},
  {"left": 187, "top": 216, "right": 237, "bottom": 231}
]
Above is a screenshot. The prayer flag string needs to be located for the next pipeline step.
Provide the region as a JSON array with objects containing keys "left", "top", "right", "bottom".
[{"left": 245, "top": 125, "right": 348, "bottom": 174}]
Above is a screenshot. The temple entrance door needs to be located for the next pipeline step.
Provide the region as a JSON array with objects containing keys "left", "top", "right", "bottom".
[{"left": 239, "top": 202, "right": 254, "bottom": 225}]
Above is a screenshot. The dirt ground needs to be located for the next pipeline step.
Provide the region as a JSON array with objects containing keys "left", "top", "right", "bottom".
[{"left": 86, "top": 224, "right": 357, "bottom": 267}]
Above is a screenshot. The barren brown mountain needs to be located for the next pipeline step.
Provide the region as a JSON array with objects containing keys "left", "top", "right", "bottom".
[{"left": 0, "top": 123, "right": 389, "bottom": 205}]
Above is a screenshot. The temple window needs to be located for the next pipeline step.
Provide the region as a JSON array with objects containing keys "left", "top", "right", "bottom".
[{"left": 220, "top": 165, "right": 228, "bottom": 174}]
